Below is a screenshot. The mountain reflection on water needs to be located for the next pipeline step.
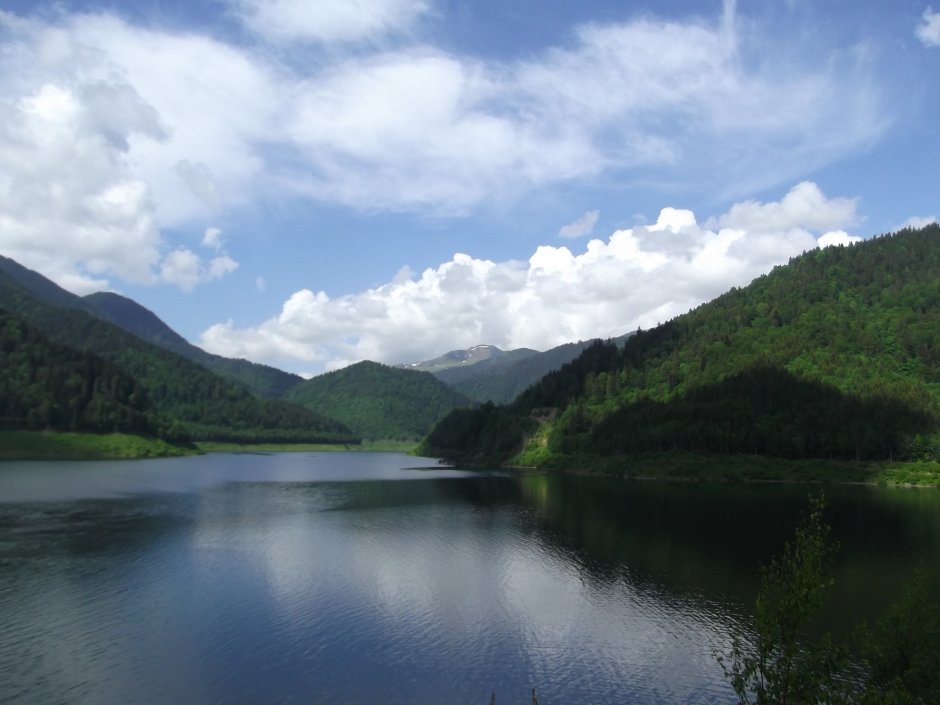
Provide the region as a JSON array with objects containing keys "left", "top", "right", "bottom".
[{"left": 0, "top": 452, "right": 937, "bottom": 704}]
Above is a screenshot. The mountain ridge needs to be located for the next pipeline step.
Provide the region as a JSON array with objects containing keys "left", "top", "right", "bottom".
[
  {"left": 83, "top": 291, "right": 302, "bottom": 398},
  {"left": 0, "top": 264, "right": 357, "bottom": 444},
  {"left": 399, "top": 344, "right": 538, "bottom": 373},
  {"left": 0, "top": 256, "right": 301, "bottom": 399},
  {"left": 420, "top": 225, "right": 940, "bottom": 467}
]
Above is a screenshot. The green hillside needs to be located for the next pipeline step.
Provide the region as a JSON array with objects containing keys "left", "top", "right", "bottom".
[
  {"left": 0, "top": 255, "right": 301, "bottom": 399},
  {"left": 285, "top": 360, "right": 473, "bottom": 441},
  {"left": 0, "top": 269, "right": 357, "bottom": 445},
  {"left": 84, "top": 292, "right": 302, "bottom": 398},
  {"left": 420, "top": 225, "right": 940, "bottom": 469},
  {"left": 0, "top": 307, "right": 186, "bottom": 442}
]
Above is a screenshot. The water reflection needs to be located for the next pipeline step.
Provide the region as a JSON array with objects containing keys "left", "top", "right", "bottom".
[{"left": 0, "top": 454, "right": 938, "bottom": 704}]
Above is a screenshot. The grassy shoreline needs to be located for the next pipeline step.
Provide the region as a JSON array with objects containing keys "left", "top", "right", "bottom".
[
  {"left": 0, "top": 432, "right": 422, "bottom": 461},
  {"left": 508, "top": 451, "right": 940, "bottom": 487},
  {"left": 0, "top": 430, "right": 197, "bottom": 460}
]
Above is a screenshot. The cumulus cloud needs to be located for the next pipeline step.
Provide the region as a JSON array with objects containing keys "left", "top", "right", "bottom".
[
  {"left": 917, "top": 8, "right": 940, "bottom": 47},
  {"left": 559, "top": 210, "right": 600, "bottom": 239},
  {"left": 714, "top": 182, "right": 857, "bottom": 233},
  {"left": 817, "top": 231, "right": 862, "bottom": 248},
  {"left": 160, "top": 227, "right": 238, "bottom": 292},
  {"left": 0, "top": 75, "right": 165, "bottom": 293},
  {"left": 231, "top": 0, "right": 431, "bottom": 44},
  {"left": 199, "top": 182, "right": 860, "bottom": 371},
  {"left": 0, "top": 12, "right": 265, "bottom": 293},
  {"left": 160, "top": 249, "right": 202, "bottom": 292},
  {"left": 161, "top": 247, "right": 238, "bottom": 292}
]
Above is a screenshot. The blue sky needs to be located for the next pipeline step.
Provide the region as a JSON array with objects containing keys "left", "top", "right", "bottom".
[{"left": 1, "top": 0, "right": 938, "bottom": 374}]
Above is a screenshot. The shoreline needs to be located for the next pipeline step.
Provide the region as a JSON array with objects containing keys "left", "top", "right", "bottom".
[
  {"left": 195, "top": 440, "right": 418, "bottom": 454},
  {"left": 0, "top": 431, "right": 420, "bottom": 461},
  {"left": 0, "top": 430, "right": 197, "bottom": 461},
  {"left": 457, "top": 451, "right": 940, "bottom": 487}
]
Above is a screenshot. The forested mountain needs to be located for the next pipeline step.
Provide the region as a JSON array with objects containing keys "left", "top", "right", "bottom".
[
  {"left": 0, "top": 256, "right": 300, "bottom": 399},
  {"left": 0, "top": 269, "right": 357, "bottom": 444},
  {"left": 84, "top": 292, "right": 302, "bottom": 398},
  {"left": 285, "top": 361, "right": 473, "bottom": 441},
  {"left": 0, "top": 308, "right": 186, "bottom": 441},
  {"left": 433, "top": 337, "right": 633, "bottom": 403},
  {"left": 421, "top": 225, "right": 940, "bottom": 466}
]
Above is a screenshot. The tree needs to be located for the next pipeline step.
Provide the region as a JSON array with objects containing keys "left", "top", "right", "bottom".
[
  {"left": 720, "top": 497, "right": 940, "bottom": 705},
  {"left": 856, "top": 572, "right": 940, "bottom": 705},
  {"left": 719, "top": 496, "right": 846, "bottom": 705}
]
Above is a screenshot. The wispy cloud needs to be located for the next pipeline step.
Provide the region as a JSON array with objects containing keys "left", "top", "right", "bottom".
[
  {"left": 916, "top": 7, "right": 940, "bottom": 47},
  {"left": 199, "top": 183, "right": 861, "bottom": 371},
  {"left": 559, "top": 210, "right": 599, "bottom": 239},
  {"left": 229, "top": 0, "right": 431, "bottom": 45},
  {"left": 0, "top": 4, "right": 890, "bottom": 291},
  {"left": 898, "top": 215, "right": 938, "bottom": 230}
]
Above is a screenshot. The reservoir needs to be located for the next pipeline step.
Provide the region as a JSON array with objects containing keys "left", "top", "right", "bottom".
[{"left": 1, "top": 452, "right": 937, "bottom": 704}]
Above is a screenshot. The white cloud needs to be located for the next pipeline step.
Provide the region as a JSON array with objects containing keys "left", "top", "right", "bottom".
[
  {"left": 256, "top": 276, "right": 266, "bottom": 292},
  {"left": 817, "top": 231, "right": 862, "bottom": 248},
  {"left": 160, "top": 248, "right": 239, "bottom": 292},
  {"left": 199, "top": 182, "right": 860, "bottom": 371},
  {"left": 160, "top": 249, "right": 202, "bottom": 292},
  {"left": 0, "top": 12, "right": 265, "bottom": 293},
  {"left": 0, "top": 75, "right": 165, "bottom": 292},
  {"left": 207, "top": 254, "right": 239, "bottom": 280},
  {"left": 201, "top": 227, "right": 224, "bottom": 252},
  {"left": 0, "top": 5, "right": 889, "bottom": 288},
  {"left": 715, "top": 182, "right": 857, "bottom": 233},
  {"left": 559, "top": 210, "right": 600, "bottom": 239},
  {"left": 277, "top": 17, "right": 886, "bottom": 214},
  {"left": 175, "top": 161, "right": 220, "bottom": 210},
  {"left": 898, "top": 215, "right": 937, "bottom": 230},
  {"left": 916, "top": 8, "right": 940, "bottom": 47},
  {"left": 231, "top": 0, "right": 431, "bottom": 44}
]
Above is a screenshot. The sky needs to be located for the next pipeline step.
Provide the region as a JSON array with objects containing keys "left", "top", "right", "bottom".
[{"left": 0, "top": 0, "right": 938, "bottom": 375}]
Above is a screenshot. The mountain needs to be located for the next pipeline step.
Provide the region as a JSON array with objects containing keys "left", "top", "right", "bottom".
[
  {"left": 420, "top": 225, "right": 940, "bottom": 466},
  {"left": 0, "top": 255, "right": 301, "bottom": 399},
  {"left": 400, "top": 345, "right": 538, "bottom": 373},
  {"left": 0, "top": 307, "right": 185, "bottom": 441},
  {"left": 432, "top": 337, "right": 634, "bottom": 404},
  {"left": 0, "top": 263, "right": 357, "bottom": 444},
  {"left": 284, "top": 360, "right": 474, "bottom": 441},
  {"left": 83, "top": 292, "right": 301, "bottom": 398}
]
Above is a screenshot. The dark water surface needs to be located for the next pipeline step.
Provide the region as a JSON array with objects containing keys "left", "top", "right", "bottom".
[{"left": 0, "top": 452, "right": 938, "bottom": 704}]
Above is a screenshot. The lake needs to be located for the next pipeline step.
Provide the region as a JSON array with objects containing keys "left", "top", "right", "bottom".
[{"left": 1, "top": 452, "right": 938, "bottom": 704}]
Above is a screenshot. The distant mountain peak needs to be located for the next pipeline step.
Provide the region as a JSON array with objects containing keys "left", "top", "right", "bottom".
[{"left": 398, "top": 344, "right": 520, "bottom": 373}]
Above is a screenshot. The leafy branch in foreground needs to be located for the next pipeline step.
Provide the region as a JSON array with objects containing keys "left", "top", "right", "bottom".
[
  {"left": 719, "top": 496, "right": 845, "bottom": 705},
  {"left": 720, "top": 496, "right": 940, "bottom": 705}
]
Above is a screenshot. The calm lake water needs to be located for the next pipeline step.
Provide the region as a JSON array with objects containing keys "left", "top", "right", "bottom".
[{"left": 0, "top": 452, "right": 938, "bottom": 705}]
